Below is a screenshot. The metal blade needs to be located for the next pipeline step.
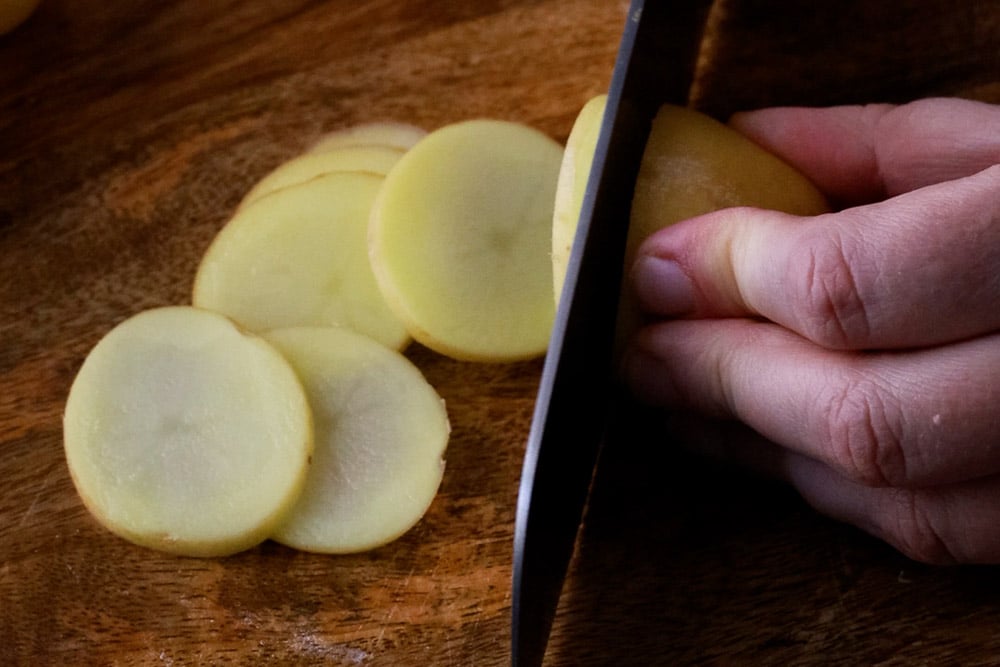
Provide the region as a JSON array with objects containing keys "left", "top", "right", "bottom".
[{"left": 511, "top": 1, "right": 710, "bottom": 665}]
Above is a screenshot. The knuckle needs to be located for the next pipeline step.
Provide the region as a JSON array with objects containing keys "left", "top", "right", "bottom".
[
  {"left": 886, "top": 490, "right": 958, "bottom": 565},
  {"left": 816, "top": 374, "right": 909, "bottom": 487},
  {"left": 787, "top": 230, "right": 873, "bottom": 349}
]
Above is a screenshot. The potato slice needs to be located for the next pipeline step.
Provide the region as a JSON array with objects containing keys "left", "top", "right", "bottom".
[
  {"left": 552, "top": 94, "right": 607, "bottom": 304},
  {"left": 240, "top": 145, "right": 404, "bottom": 209},
  {"left": 369, "top": 119, "right": 563, "bottom": 362},
  {"left": 264, "top": 326, "right": 449, "bottom": 553},
  {"left": 193, "top": 171, "right": 410, "bottom": 350},
  {"left": 309, "top": 121, "right": 427, "bottom": 154},
  {"left": 62, "top": 306, "right": 313, "bottom": 557}
]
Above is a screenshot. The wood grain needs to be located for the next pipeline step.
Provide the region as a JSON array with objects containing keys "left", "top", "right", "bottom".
[{"left": 1, "top": 1, "right": 998, "bottom": 665}]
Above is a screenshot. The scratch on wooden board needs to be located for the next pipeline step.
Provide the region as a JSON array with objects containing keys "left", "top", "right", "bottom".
[
  {"left": 288, "top": 630, "right": 370, "bottom": 663},
  {"left": 17, "top": 468, "right": 54, "bottom": 528}
]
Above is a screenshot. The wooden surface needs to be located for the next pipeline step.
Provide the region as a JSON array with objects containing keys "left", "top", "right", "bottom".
[{"left": 1, "top": 1, "right": 998, "bottom": 665}]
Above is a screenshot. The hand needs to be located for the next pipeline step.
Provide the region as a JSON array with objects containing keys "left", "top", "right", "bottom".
[{"left": 623, "top": 97, "right": 1000, "bottom": 564}]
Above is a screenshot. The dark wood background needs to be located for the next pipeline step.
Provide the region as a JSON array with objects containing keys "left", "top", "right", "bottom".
[{"left": 2, "top": 1, "right": 998, "bottom": 665}]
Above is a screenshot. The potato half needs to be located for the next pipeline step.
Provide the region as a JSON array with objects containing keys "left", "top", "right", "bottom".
[
  {"left": 193, "top": 171, "right": 410, "bottom": 350},
  {"left": 62, "top": 306, "right": 313, "bottom": 557},
  {"left": 615, "top": 104, "right": 832, "bottom": 349},
  {"left": 369, "top": 119, "right": 563, "bottom": 362},
  {"left": 265, "top": 327, "right": 449, "bottom": 553}
]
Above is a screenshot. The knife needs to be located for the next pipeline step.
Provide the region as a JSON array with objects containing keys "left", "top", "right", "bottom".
[{"left": 511, "top": 1, "right": 711, "bottom": 665}]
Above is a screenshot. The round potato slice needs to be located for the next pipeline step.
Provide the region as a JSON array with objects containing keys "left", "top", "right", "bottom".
[
  {"left": 552, "top": 94, "right": 607, "bottom": 304},
  {"left": 264, "top": 327, "right": 449, "bottom": 553},
  {"left": 369, "top": 119, "right": 563, "bottom": 362},
  {"left": 63, "top": 306, "right": 313, "bottom": 557},
  {"left": 308, "top": 122, "right": 427, "bottom": 154},
  {"left": 240, "top": 145, "right": 405, "bottom": 209},
  {"left": 193, "top": 171, "right": 410, "bottom": 350}
]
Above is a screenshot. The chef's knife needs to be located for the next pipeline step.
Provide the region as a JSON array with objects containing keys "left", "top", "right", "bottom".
[{"left": 511, "top": 1, "right": 711, "bottom": 665}]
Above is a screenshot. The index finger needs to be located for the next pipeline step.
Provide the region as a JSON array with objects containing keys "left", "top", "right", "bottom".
[
  {"left": 728, "top": 97, "right": 1000, "bottom": 207},
  {"left": 633, "top": 164, "right": 1000, "bottom": 350}
]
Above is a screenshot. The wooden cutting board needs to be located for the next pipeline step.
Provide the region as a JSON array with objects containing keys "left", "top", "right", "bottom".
[{"left": 2, "top": 1, "right": 997, "bottom": 664}]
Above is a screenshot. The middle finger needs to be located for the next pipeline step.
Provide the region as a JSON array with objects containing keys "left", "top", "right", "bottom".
[{"left": 626, "top": 318, "right": 1000, "bottom": 489}]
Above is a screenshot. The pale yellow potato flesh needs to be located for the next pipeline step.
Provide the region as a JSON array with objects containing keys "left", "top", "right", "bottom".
[
  {"left": 193, "top": 171, "right": 410, "bottom": 350},
  {"left": 62, "top": 306, "right": 313, "bottom": 557},
  {"left": 369, "top": 119, "right": 563, "bottom": 362},
  {"left": 0, "top": 0, "right": 41, "bottom": 34},
  {"left": 552, "top": 94, "right": 607, "bottom": 304},
  {"left": 240, "top": 145, "right": 405, "bottom": 209},
  {"left": 265, "top": 327, "right": 449, "bottom": 554},
  {"left": 308, "top": 121, "right": 427, "bottom": 154}
]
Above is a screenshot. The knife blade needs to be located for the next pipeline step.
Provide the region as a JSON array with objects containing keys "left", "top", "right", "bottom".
[{"left": 511, "top": 1, "right": 711, "bottom": 665}]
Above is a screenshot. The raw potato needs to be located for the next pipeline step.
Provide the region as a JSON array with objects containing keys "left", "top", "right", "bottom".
[
  {"left": 552, "top": 94, "right": 607, "bottom": 304},
  {"left": 0, "top": 0, "right": 41, "bottom": 34},
  {"left": 240, "top": 145, "right": 405, "bottom": 208},
  {"left": 265, "top": 327, "right": 449, "bottom": 554},
  {"left": 629, "top": 104, "right": 830, "bottom": 262},
  {"left": 62, "top": 306, "right": 313, "bottom": 557},
  {"left": 616, "top": 104, "right": 832, "bottom": 348},
  {"left": 309, "top": 121, "right": 427, "bottom": 154},
  {"left": 193, "top": 171, "right": 410, "bottom": 350},
  {"left": 369, "top": 119, "right": 563, "bottom": 362}
]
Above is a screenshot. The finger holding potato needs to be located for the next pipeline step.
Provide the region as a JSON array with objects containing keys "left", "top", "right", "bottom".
[{"left": 626, "top": 98, "right": 1000, "bottom": 564}]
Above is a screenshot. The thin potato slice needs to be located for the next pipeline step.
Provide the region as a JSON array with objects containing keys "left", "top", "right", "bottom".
[
  {"left": 63, "top": 306, "right": 313, "bottom": 557},
  {"left": 240, "top": 145, "right": 405, "bottom": 209},
  {"left": 265, "top": 327, "right": 449, "bottom": 553},
  {"left": 552, "top": 94, "right": 606, "bottom": 304},
  {"left": 369, "top": 119, "right": 563, "bottom": 362},
  {"left": 309, "top": 121, "right": 427, "bottom": 154},
  {"left": 193, "top": 171, "right": 410, "bottom": 350}
]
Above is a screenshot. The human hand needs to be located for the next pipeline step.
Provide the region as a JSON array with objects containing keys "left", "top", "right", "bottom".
[{"left": 623, "top": 97, "right": 1000, "bottom": 564}]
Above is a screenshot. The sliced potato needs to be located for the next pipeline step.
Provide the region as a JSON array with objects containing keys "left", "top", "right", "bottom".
[
  {"left": 193, "top": 171, "right": 410, "bottom": 350},
  {"left": 265, "top": 326, "right": 449, "bottom": 553},
  {"left": 552, "top": 94, "right": 607, "bottom": 304},
  {"left": 369, "top": 119, "right": 563, "bottom": 362},
  {"left": 62, "top": 306, "right": 313, "bottom": 557},
  {"left": 309, "top": 122, "right": 427, "bottom": 154},
  {"left": 240, "top": 145, "right": 405, "bottom": 209}
]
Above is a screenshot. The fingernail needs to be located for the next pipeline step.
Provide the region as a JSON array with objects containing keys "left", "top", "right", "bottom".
[{"left": 632, "top": 255, "right": 696, "bottom": 315}]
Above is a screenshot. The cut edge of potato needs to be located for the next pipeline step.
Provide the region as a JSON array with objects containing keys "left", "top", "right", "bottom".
[{"left": 552, "top": 94, "right": 607, "bottom": 306}]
